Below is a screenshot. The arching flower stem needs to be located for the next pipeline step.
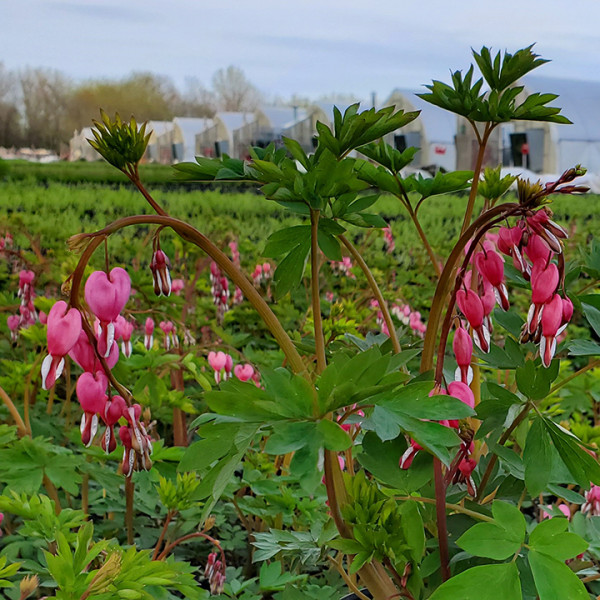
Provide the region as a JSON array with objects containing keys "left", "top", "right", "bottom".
[{"left": 69, "top": 215, "right": 307, "bottom": 378}]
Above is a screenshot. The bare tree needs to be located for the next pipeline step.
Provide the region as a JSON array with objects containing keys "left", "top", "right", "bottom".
[
  {"left": 20, "top": 67, "right": 72, "bottom": 150},
  {"left": 0, "top": 63, "right": 22, "bottom": 147},
  {"left": 212, "top": 66, "right": 261, "bottom": 112},
  {"left": 172, "top": 77, "right": 216, "bottom": 117}
]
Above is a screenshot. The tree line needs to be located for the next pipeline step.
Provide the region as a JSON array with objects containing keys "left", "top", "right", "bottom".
[{"left": 0, "top": 64, "right": 264, "bottom": 152}]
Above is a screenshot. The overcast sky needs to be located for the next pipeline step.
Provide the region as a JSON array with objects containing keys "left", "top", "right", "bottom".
[{"left": 3, "top": 0, "right": 600, "bottom": 101}]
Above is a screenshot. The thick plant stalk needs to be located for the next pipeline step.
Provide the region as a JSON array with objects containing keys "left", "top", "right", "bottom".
[
  {"left": 460, "top": 123, "right": 496, "bottom": 235},
  {"left": 0, "top": 385, "right": 28, "bottom": 437},
  {"left": 125, "top": 476, "right": 134, "bottom": 544},
  {"left": 310, "top": 209, "right": 327, "bottom": 374},
  {"left": 339, "top": 235, "right": 401, "bottom": 354}
]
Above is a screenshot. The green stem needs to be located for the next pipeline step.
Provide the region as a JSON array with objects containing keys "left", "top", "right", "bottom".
[
  {"left": 550, "top": 359, "right": 600, "bottom": 395},
  {"left": 310, "top": 209, "right": 326, "bottom": 374},
  {"left": 406, "top": 204, "right": 442, "bottom": 278},
  {"left": 460, "top": 123, "right": 495, "bottom": 236},
  {"left": 339, "top": 235, "right": 401, "bottom": 354},
  {"left": 396, "top": 496, "right": 494, "bottom": 522}
]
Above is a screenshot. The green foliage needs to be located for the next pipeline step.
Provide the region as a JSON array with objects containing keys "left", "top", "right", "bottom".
[
  {"left": 157, "top": 472, "right": 201, "bottom": 512},
  {"left": 88, "top": 110, "right": 151, "bottom": 171},
  {"left": 419, "top": 46, "right": 571, "bottom": 124},
  {"left": 429, "top": 563, "right": 522, "bottom": 600},
  {"left": 457, "top": 501, "right": 525, "bottom": 560},
  {"left": 331, "top": 472, "right": 414, "bottom": 574},
  {"left": 478, "top": 165, "right": 517, "bottom": 203}
]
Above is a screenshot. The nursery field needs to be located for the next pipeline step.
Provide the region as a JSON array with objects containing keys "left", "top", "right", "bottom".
[
  {"left": 0, "top": 175, "right": 599, "bottom": 599},
  {"left": 1, "top": 171, "right": 600, "bottom": 598}
]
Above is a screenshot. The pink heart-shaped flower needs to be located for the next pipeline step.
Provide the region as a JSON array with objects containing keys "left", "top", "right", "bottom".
[
  {"left": 234, "top": 363, "right": 254, "bottom": 382},
  {"left": 47, "top": 301, "right": 82, "bottom": 357},
  {"left": 76, "top": 371, "right": 108, "bottom": 414},
  {"left": 84, "top": 268, "right": 131, "bottom": 322}
]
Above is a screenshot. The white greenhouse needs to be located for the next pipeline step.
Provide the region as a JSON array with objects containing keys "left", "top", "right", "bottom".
[
  {"left": 195, "top": 112, "right": 254, "bottom": 158},
  {"left": 382, "top": 90, "right": 457, "bottom": 171},
  {"left": 505, "top": 76, "right": 600, "bottom": 175}
]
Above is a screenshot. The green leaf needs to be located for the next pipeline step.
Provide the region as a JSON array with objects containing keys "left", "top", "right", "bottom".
[
  {"left": 473, "top": 45, "right": 549, "bottom": 92},
  {"left": 492, "top": 501, "right": 526, "bottom": 541},
  {"left": 273, "top": 239, "right": 310, "bottom": 298},
  {"left": 529, "top": 549, "right": 588, "bottom": 600},
  {"left": 179, "top": 431, "right": 235, "bottom": 472},
  {"left": 529, "top": 518, "right": 588, "bottom": 561},
  {"left": 282, "top": 136, "right": 310, "bottom": 170},
  {"left": 317, "top": 230, "right": 342, "bottom": 261},
  {"left": 263, "top": 226, "right": 310, "bottom": 258},
  {"left": 544, "top": 418, "right": 600, "bottom": 487},
  {"left": 567, "top": 339, "right": 600, "bottom": 356},
  {"left": 524, "top": 417, "right": 553, "bottom": 495},
  {"left": 429, "top": 563, "right": 521, "bottom": 600},
  {"left": 457, "top": 522, "right": 522, "bottom": 560},
  {"left": 316, "top": 419, "right": 352, "bottom": 451},
  {"left": 581, "top": 301, "right": 600, "bottom": 338},
  {"left": 357, "top": 432, "right": 433, "bottom": 492},
  {"left": 400, "top": 501, "right": 425, "bottom": 562},
  {"left": 457, "top": 502, "right": 524, "bottom": 561},
  {"left": 264, "top": 422, "right": 317, "bottom": 455},
  {"left": 516, "top": 359, "right": 551, "bottom": 400}
]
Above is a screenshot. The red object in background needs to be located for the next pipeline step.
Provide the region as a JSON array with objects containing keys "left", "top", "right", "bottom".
[
  {"left": 434, "top": 145, "right": 446, "bottom": 154},
  {"left": 521, "top": 142, "right": 529, "bottom": 155}
]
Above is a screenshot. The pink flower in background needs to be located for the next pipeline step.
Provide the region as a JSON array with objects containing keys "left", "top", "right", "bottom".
[
  {"left": 205, "top": 552, "right": 226, "bottom": 595},
  {"left": 208, "top": 351, "right": 231, "bottom": 384},
  {"left": 115, "top": 315, "right": 135, "bottom": 358},
  {"left": 144, "top": 317, "right": 154, "bottom": 350},
  {"left": 234, "top": 363, "right": 254, "bottom": 382},
  {"left": 252, "top": 264, "right": 263, "bottom": 285},
  {"left": 18, "top": 270, "right": 35, "bottom": 298},
  {"left": 582, "top": 485, "right": 600, "bottom": 516},
  {"left": 210, "top": 262, "right": 229, "bottom": 322},
  {"left": 7, "top": 314, "right": 20, "bottom": 341},
  {"left": 383, "top": 225, "right": 395, "bottom": 254},
  {"left": 542, "top": 504, "right": 571, "bottom": 520},
  {"left": 171, "top": 278, "right": 184, "bottom": 295},
  {"left": 159, "top": 321, "right": 177, "bottom": 350}
]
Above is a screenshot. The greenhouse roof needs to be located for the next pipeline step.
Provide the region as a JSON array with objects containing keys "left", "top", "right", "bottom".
[
  {"left": 216, "top": 112, "right": 253, "bottom": 133},
  {"left": 523, "top": 76, "right": 600, "bottom": 141}
]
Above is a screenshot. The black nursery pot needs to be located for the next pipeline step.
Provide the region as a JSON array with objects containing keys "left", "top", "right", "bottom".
[{"left": 340, "top": 591, "right": 373, "bottom": 600}]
